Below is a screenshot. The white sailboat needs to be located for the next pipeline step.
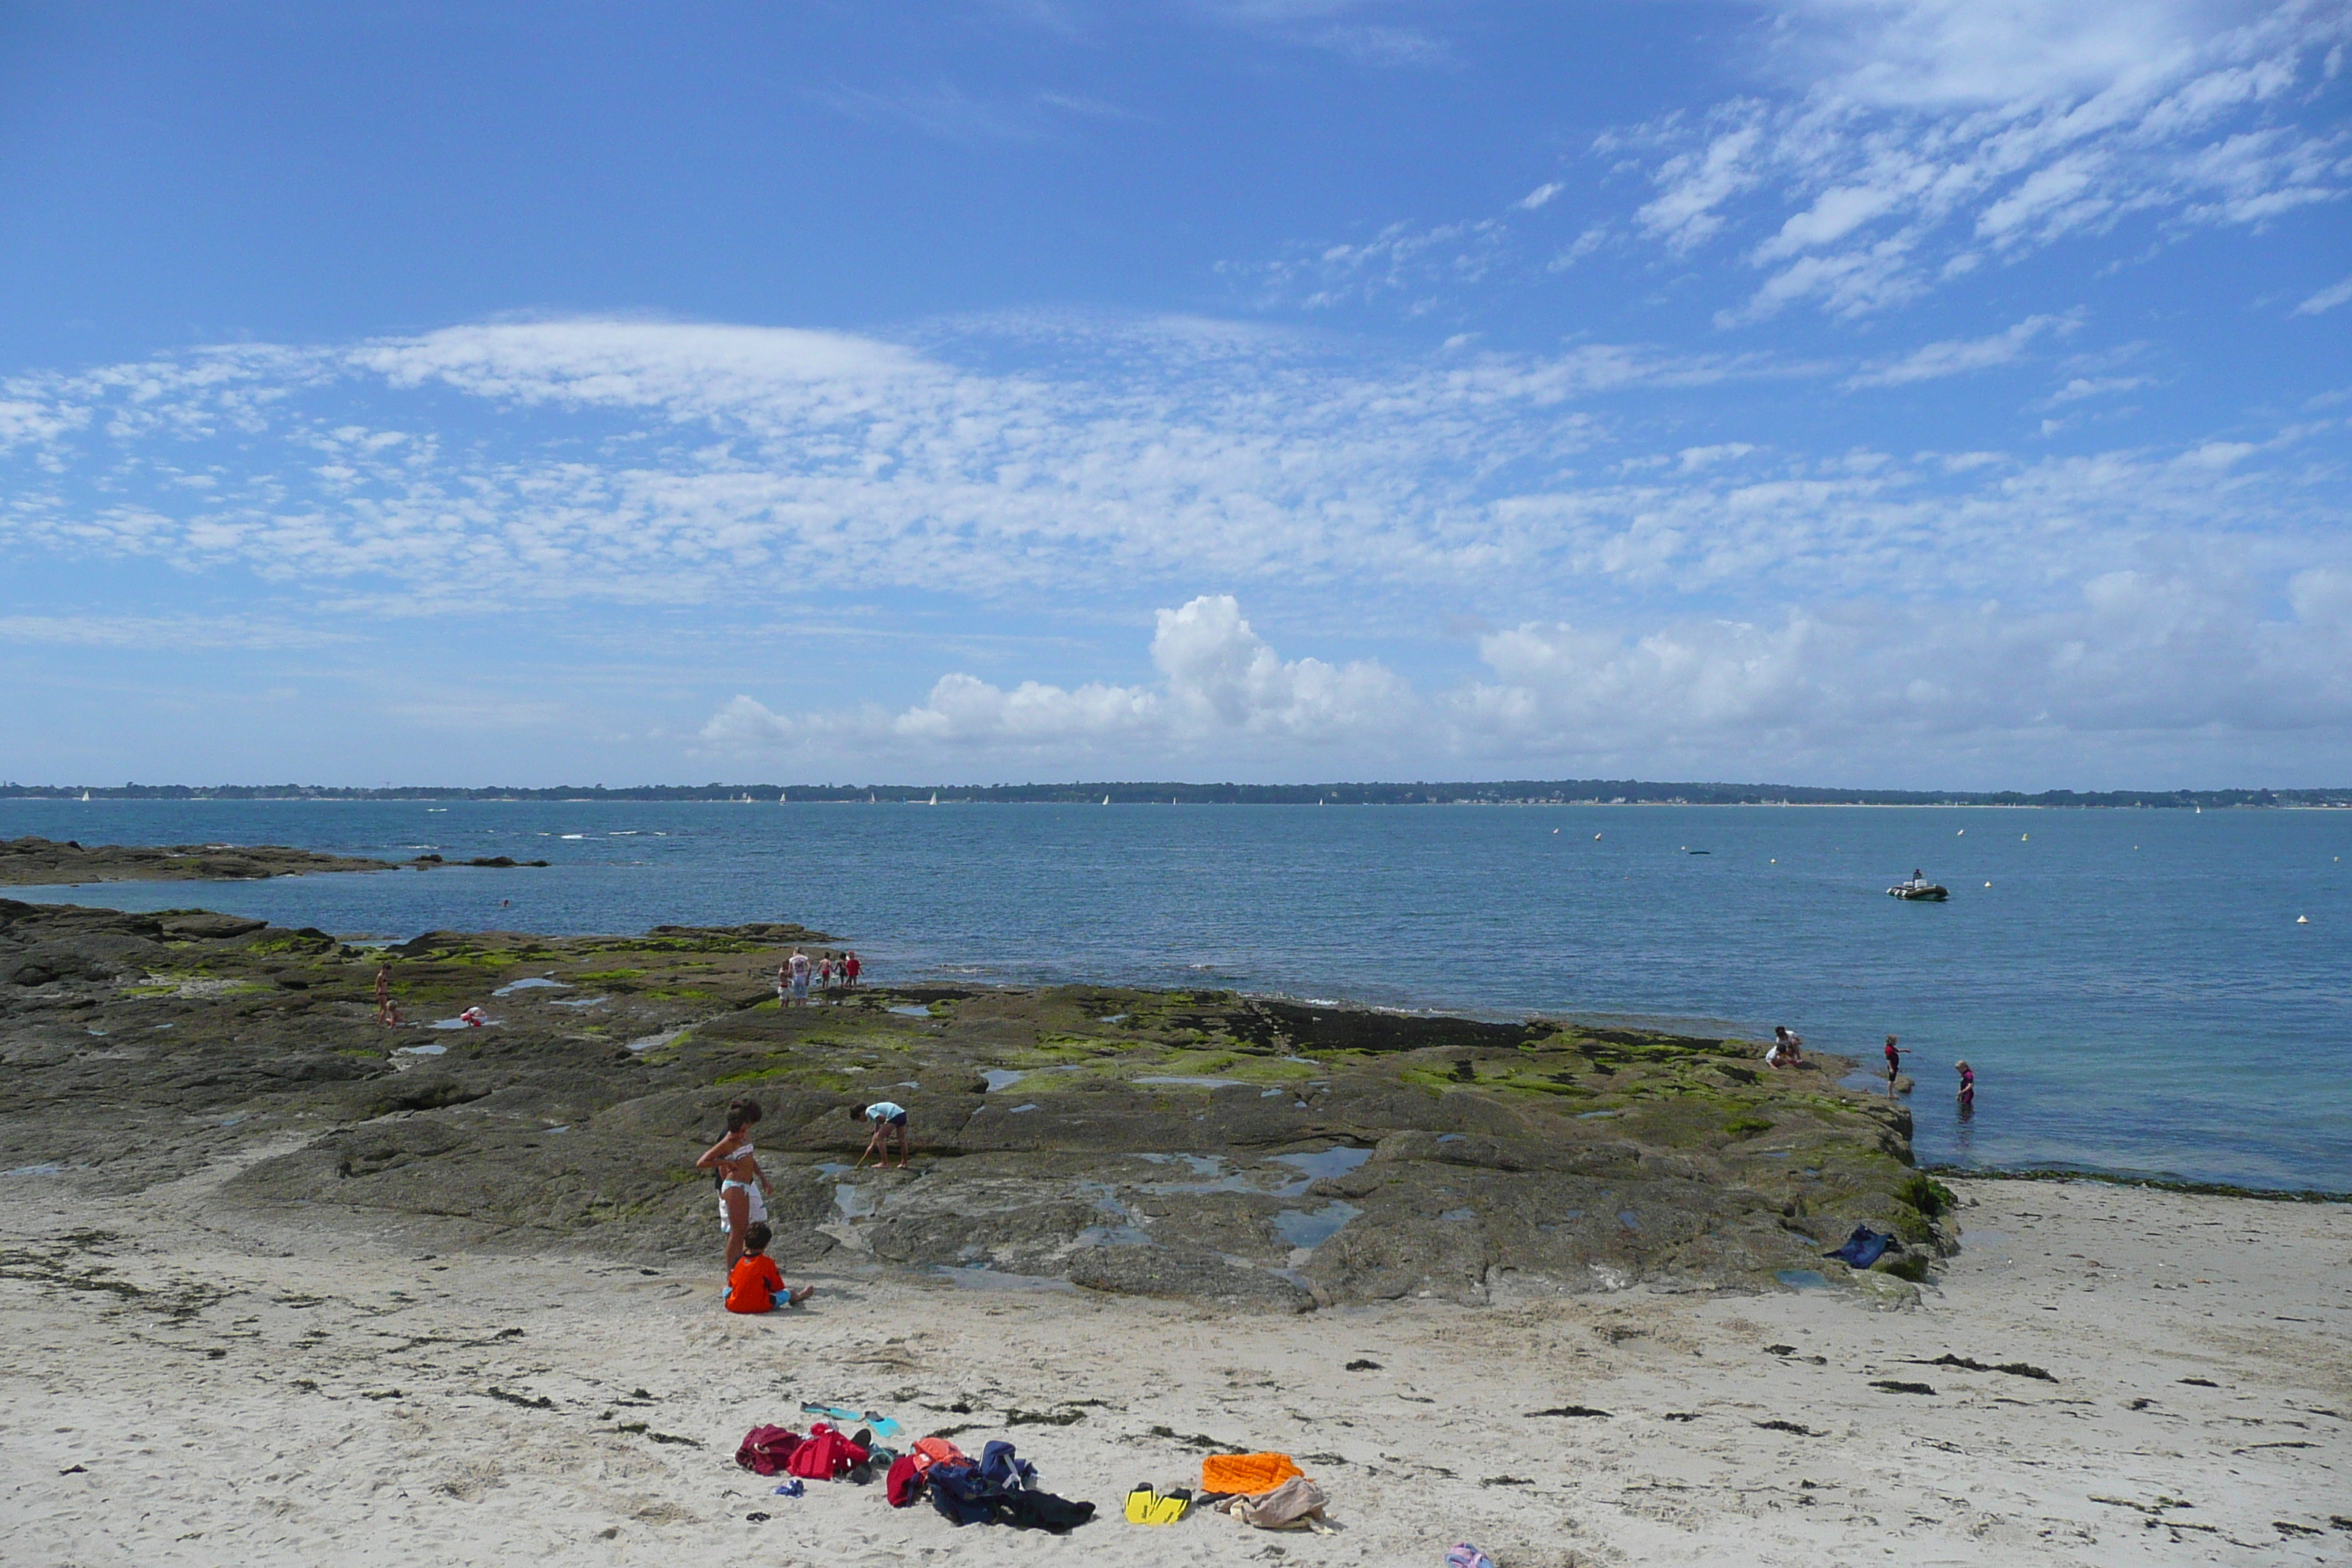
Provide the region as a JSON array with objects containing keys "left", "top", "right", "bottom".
[
  {"left": 79, "top": 790, "right": 90, "bottom": 802},
  {"left": 1101, "top": 794, "right": 1110, "bottom": 805},
  {"left": 928, "top": 792, "right": 938, "bottom": 806}
]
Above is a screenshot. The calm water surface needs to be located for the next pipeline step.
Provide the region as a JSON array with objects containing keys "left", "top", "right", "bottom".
[{"left": 4, "top": 799, "right": 2345, "bottom": 1190}]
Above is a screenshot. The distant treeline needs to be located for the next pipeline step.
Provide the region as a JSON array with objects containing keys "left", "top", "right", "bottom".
[{"left": 5, "top": 780, "right": 2347, "bottom": 808}]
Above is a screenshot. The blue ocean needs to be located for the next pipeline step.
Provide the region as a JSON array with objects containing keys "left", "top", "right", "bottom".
[{"left": 4, "top": 798, "right": 2345, "bottom": 1191}]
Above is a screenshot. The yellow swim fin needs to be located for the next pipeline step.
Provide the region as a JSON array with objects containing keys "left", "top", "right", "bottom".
[
  {"left": 1146, "top": 1487, "right": 1192, "bottom": 1524},
  {"left": 1124, "top": 1484, "right": 1156, "bottom": 1524}
]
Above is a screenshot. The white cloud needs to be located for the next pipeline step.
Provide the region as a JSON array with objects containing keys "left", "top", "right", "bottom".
[
  {"left": 2040, "top": 373, "right": 2156, "bottom": 406},
  {"left": 7, "top": 314, "right": 2349, "bottom": 781},
  {"left": 700, "top": 567, "right": 2352, "bottom": 777},
  {"left": 703, "top": 594, "right": 1417, "bottom": 759},
  {"left": 1626, "top": 0, "right": 2348, "bottom": 320},
  {"left": 0, "top": 613, "right": 355, "bottom": 651},
  {"left": 4, "top": 316, "right": 2340, "bottom": 625},
  {"left": 1517, "top": 181, "right": 1565, "bottom": 210},
  {"left": 2296, "top": 274, "right": 2352, "bottom": 314},
  {"left": 1454, "top": 561, "right": 2352, "bottom": 762},
  {"left": 1844, "top": 312, "right": 2078, "bottom": 386}
]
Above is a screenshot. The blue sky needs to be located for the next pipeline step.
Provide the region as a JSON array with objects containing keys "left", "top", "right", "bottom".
[{"left": 2, "top": 0, "right": 2348, "bottom": 788}]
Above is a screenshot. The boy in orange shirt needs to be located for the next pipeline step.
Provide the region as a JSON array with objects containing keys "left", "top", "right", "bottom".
[{"left": 725, "top": 1222, "right": 813, "bottom": 1313}]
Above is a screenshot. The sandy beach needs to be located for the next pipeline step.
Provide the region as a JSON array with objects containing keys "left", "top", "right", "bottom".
[{"left": 6, "top": 1155, "right": 2345, "bottom": 1567}]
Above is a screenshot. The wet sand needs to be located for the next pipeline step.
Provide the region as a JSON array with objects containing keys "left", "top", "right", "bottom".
[{"left": 4, "top": 1158, "right": 2343, "bottom": 1567}]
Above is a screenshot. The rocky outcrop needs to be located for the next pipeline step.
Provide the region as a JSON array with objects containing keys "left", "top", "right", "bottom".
[
  {"left": 0, "top": 899, "right": 1945, "bottom": 1308},
  {"left": 0, "top": 836, "right": 399, "bottom": 884}
]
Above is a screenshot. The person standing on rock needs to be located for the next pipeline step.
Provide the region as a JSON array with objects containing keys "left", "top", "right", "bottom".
[
  {"left": 843, "top": 951, "right": 861, "bottom": 988},
  {"left": 788, "top": 948, "right": 813, "bottom": 1006},
  {"left": 1884, "top": 1035, "right": 1904, "bottom": 1095},
  {"left": 697, "top": 1098, "right": 772, "bottom": 1273},
  {"left": 374, "top": 965, "right": 402, "bottom": 1026}
]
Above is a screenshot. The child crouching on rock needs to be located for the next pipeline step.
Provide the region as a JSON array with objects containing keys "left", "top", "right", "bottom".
[
  {"left": 725, "top": 1223, "right": 813, "bottom": 1313},
  {"left": 852, "top": 1101, "right": 911, "bottom": 1170}
]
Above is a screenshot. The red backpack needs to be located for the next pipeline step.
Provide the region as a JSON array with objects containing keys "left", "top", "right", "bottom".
[
  {"left": 785, "top": 1422, "right": 869, "bottom": 1480},
  {"left": 735, "top": 1425, "right": 803, "bottom": 1477}
]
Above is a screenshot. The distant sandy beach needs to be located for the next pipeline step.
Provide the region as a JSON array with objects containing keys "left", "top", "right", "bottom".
[{"left": 5, "top": 1158, "right": 2344, "bottom": 1567}]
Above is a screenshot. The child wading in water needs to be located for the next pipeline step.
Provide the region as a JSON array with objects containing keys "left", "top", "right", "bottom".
[
  {"left": 725, "top": 1222, "right": 813, "bottom": 1313},
  {"left": 853, "top": 1101, "right": 911, "bottom": 1169},
  {"left": 1956, "top": 1059, "right": 1976, "bottom": 1117},
  {"left": 696, "top": 1097, "right": 772, "bottom": 1273}
]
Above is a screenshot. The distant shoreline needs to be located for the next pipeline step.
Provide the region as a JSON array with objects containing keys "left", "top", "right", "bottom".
[{"left": 5, "top": 782, "right": 2347, "bottom": 809}]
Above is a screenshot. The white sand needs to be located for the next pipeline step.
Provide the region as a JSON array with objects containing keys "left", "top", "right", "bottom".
[{"left": 4, "top": 1153, "right": 2347, "bottom": 1567}]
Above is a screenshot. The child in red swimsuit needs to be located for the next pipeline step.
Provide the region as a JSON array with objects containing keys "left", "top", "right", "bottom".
[{"left": 725, "top": 1223, "right": 813, "bottom": 1313}]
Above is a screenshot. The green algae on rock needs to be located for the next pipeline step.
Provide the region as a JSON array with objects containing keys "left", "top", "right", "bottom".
[{"left": 0, "top": 898, "right": 1943, "bottom": 1308}]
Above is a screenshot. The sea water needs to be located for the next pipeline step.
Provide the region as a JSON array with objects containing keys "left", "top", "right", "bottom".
[{"left": 3, "top": 799, "right": 2345, "bottom": 1190}]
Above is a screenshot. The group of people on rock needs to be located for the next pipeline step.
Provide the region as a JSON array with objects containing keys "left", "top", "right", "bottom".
[
  {"left": 1768, "top": 1026, "right": 1975, "bottom": 1115},
  {"left": 777, "top": 946, "right": 860, "bottom": 1006}
]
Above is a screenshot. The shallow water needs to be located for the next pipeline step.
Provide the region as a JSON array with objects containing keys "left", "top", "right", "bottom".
[
  {"left": 4, "top": 797, "right": 2346, "bottom": 1188},
  {"left": 1272, "top": 1199, "right": 1362, "bottom": 1249}
]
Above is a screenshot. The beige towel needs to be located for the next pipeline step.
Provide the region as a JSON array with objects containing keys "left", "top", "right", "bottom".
[{"left": 1221, "top": 1476, "right": 1331, "bottom": 1531}]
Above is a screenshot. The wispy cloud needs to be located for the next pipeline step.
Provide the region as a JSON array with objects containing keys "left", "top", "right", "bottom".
[
  {"left": 1232, "top": 1, "right": 2346, "bottom": 327},
  {"left": 4, "top": 317, "right": 2340, "bottom": 627},
  {"left": 2296, "top": 274, "right": 2352, "bottom": 314},
  {"left": 1843, "top": 312, "right": 2079, "bottom": 387},
  {"left": 1624, "top": 0, "right": 2349, "bottom": 322},
  {"left": 0, "top": 612, "right": 357, "bottom": 651},
  {"left": 808, "top": 80, "right": 1126, "bottom": 142}
]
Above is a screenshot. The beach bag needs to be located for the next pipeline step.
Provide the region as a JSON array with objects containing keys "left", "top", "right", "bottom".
[
  {"left": 734, "top": 1424, "right": 804, "bottom": 1477},
  {"left": 886, "top": 1453, "right": 926, "bottom": 1508},
  {"left": 785, "top": 1422, "right": 867, "bottom": 1480},
  {"left": 977, "top": 1440, "right": 1038, "bottom": 1493}
]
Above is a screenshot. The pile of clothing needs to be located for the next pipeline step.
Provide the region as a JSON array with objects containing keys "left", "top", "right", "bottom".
[
  {"left": 734, "top": 1420, "right": 892, "bottom": 1484},
  {"left": 884, "top": 1435, "right": 1094, "bottom": 1534}
]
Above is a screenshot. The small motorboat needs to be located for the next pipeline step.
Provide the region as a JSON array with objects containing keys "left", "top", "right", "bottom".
[{"left": 1888, "top": 875, "right": 1949, "bottom": 901}]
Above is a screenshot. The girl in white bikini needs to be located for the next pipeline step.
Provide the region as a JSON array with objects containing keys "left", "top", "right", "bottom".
[{"left": 696, "top": 1097, "right": 772, "bottom": 1273}]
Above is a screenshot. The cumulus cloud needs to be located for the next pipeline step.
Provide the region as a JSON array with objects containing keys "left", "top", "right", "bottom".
[
  {"left": 703, "top": 595, "right": 1417, "bottom": 760},
  {"left": 1456, "top": 564, "right": 2352, "bottom": 762},
  {"left": 700, "top": 569, "right": 2352, "bottom": 776}
]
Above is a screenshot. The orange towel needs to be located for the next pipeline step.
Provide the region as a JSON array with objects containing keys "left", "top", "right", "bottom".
[{"left": 1202, "top": 1452, "right": 1305, "bottom": 1496}]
